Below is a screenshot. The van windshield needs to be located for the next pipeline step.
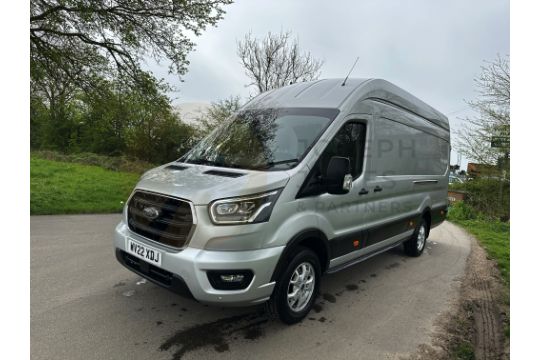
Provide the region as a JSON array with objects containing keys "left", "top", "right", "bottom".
[{"left": 180, "top": 107, "right": 339, "bottom": 171}]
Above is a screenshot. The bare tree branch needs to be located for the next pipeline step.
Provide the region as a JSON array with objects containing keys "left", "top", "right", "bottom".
[
  {"left": 454, "top": 55, "right": 510, "bottom": 168},
  {"left": 237, "top": 31, "right": 324, "bottom": 93}
]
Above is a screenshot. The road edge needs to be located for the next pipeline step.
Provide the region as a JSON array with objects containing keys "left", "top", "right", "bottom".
[{"left": 405, "top": 222, "right": 509, "bottom": 360}]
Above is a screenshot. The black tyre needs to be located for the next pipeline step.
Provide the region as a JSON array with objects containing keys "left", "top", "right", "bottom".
[
  {"left": 404, "top": 218, "right": 428, "bottom": 257},
  {"left": 266, "top": 247, "right": 321, "bottom": 324}
]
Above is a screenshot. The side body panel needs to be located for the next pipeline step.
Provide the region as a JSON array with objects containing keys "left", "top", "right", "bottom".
[
  {"left": 365, "top": 100, "right": 450, "bottom": 226},
  {"left": 283, "top": 98, "right": 450, "bottom": 271}
]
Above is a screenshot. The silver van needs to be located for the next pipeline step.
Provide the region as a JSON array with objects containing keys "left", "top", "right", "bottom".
[{"left": 114, "top": 78, "right": 450, "bottom": 324}]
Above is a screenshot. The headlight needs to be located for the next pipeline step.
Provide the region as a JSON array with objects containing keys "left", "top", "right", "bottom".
[{"left": 209, "top": 189, "right": 282, "bottom": 224}]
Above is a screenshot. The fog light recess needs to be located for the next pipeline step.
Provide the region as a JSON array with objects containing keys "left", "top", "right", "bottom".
[{"left": 207, "top": 270, "right": 254, "bottom": 290}]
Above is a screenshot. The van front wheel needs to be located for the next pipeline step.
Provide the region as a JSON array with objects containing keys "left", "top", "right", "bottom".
[
  {"left": 404, "top": 219, "right": 428, "bottom": 257},
  {"left": 266, "top": 247, "right": 321, "bottom": 324}
]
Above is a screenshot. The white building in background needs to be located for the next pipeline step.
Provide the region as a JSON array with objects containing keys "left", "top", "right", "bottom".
[{"left": 173, "top": 102, "right": 211, "bottom": 128}]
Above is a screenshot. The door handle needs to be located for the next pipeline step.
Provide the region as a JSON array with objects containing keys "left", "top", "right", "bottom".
[
  {"left": 358, "top": 188, "right": 369, "bottom": 195},
  {"left": 373, "top": 186, "right": 383, "bottom": 193}
]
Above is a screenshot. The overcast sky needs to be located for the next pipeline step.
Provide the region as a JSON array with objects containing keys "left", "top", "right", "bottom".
[{"left": 148, "top": 0, "right": 509, "bottom": 167}]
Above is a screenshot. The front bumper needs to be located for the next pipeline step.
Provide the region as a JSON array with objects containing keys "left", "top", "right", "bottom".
[{"left": 114, "top": 221, "right": 283, "bottom": 306}]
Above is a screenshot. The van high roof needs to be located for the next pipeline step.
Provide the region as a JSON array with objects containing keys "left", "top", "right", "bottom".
[{"left": 245, "top": 78, "right": 449, "bottom": 131}]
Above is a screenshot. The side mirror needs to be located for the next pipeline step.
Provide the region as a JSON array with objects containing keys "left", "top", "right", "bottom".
[{"left": 326, "top": 156, "right": 352, "bottom": 194}]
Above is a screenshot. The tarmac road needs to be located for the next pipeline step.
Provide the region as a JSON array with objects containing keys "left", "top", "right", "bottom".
[{"left": 31, "top": 214, "right": 470, "bottom": 360}]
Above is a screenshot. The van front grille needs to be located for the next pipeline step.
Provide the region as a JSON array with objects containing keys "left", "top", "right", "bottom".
[{"left": 127, "top": 191, "right": 194, "bottom": 248}]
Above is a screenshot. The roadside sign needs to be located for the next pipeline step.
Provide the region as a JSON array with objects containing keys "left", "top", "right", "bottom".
[{"left": 491, "top": 136, "right": 509, "bottom": 148}]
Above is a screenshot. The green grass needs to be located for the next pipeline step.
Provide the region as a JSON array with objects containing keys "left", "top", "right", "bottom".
[
  {"left": 451, "top": 341, "right": 475, "bottom": 360},
  {"left": 448, "top": 214, "right": 510, "bottom": 285},
  {"left": 448, "top": 204, "right": 510, "bottom": 348},
  {"left": 31, "top": 156, "right": 140, "bottom": 215},
  {"left": 32, "top": 150, "right": 156, "bottom": 174}
]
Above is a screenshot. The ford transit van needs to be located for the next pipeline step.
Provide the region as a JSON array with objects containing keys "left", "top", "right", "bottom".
[{"left": 114, "top": 78, "right": 450, "bottom": 324}]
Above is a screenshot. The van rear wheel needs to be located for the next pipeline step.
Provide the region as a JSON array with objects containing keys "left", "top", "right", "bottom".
[
  {"left": 266, "top": 247, "right": 321, "bottom": 324},
  {"left": 404, "top": 219, "right": 428, "bottom": 257}
]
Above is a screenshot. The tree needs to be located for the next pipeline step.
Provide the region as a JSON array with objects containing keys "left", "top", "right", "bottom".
[
  {"left": 80, "top": 74, "right": 197, "bottom": 163},
  {"left": 30, "top": 0, "right": 233, "bottom": 88},
  {"left": 237, "top": 31, "right": 323, "bottom": 93},
  {"left": 31, "top": 72, "right": 198, "bottom": 163},
  {"left": 30, "top": 1, "right": 227, "bottom": 162},
  {"left": 455, "top": 55, "right": 510, "bottom": 167},
  {"left": 196, "top": 96, "right": 242, "bottom": 135}
]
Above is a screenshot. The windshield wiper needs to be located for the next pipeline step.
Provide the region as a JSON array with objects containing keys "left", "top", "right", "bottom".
[
  {"left": 185, "top": 159, "right": 220, "bottom": 166},
  {"left": 186, "top": 158, "right": 299, "bottom": 170},
  {"left": 263, "top": 158, "right": 299, "bottom": 169},
  {"left": 186, "top": 158, "right": 246, "bottom": 169}
]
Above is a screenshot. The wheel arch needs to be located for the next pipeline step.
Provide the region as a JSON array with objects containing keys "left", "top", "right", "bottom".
[
  {"left": 270, "top": 229, "right": 330, "bottom": 282},
  {"left": 421, "top": 207, "right": 432, "bottom": 237}
]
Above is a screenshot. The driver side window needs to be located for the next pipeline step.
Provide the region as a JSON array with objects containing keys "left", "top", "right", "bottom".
[{"left": 298, "top": 121, "right": 367, "bottom": 197}]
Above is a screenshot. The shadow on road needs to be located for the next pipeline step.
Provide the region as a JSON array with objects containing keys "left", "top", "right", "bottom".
[{"left": 115, "top": 245, "right": 415, "bottom": 360}]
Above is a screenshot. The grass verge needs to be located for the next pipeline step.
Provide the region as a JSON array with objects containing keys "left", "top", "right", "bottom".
[
  {"left": 448, "top": 202, "right": 510, "bottom": 355},
  {"left": 409, "top": 220, "right": 509, "bottom": 360},
  {"left": 32, "top": 150, "right": 156, "bottom": 174},
  {"left": 31, "top": 156, "right": 140, "bottom": 215},
  {"left": 448, "top": 217, "right": 510, "bottom": 285}
]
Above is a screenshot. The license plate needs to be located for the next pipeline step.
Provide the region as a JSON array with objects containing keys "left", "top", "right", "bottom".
[{"left": 126, "top": 238, "right": 163, "bottom": 266}]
